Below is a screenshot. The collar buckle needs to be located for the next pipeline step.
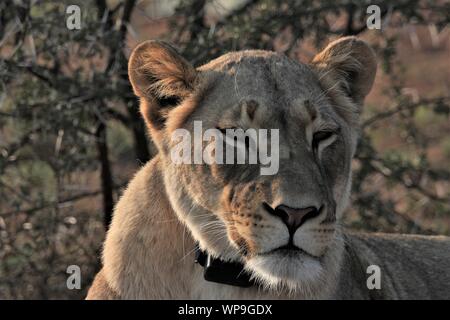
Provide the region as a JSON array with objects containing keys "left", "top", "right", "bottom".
[{"left": 194, "top": 244, "right": 254, "bottom": 288}]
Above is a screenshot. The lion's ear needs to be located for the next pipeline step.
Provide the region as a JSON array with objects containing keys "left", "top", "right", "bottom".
[
  {"left": 311, "top": 36, "right": 377, "bottom": 105},
  {"left": 128, "top": 40, "right": 197, "bottom": 131}
]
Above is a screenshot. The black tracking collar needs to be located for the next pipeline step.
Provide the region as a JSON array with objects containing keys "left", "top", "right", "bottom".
[{"left": 194, "top": 244, "right": 255, "bottom": 288}]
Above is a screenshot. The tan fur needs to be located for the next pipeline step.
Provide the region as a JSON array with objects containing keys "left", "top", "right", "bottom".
[
  {"left": 85, "top": 269, "right": 119, "bottom": 300},
  {"left": 87, "top": 37, "right": 450, "bottom": 300}
]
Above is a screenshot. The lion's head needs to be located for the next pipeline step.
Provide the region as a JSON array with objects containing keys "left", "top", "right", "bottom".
[{"left": 128, "top": 37, "right": 377, "bottom": 295}]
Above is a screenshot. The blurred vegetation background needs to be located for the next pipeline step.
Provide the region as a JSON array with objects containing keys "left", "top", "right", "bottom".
[{"left": 0, "top": 0, "right": 449, "bottom": 299}]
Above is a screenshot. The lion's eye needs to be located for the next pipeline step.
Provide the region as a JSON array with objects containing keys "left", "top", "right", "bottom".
[{"left": 312, "top": 131, "right": 335, "bottom": 150}]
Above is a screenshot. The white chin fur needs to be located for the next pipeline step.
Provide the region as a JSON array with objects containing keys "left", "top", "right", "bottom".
[{"left": 244, "top": 251, "right": 324, "bottom": 295}]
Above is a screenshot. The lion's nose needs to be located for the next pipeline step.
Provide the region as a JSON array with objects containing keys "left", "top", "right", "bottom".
[{"left": 265, "top": 203, "right": 321, "bottom": 235}]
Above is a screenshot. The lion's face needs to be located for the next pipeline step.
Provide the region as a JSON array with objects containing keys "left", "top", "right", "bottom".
[{"left": 128, "top": 37, "right": 377, "bottom": 294}]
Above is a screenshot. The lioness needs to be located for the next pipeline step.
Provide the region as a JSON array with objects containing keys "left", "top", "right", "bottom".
[{"left": 86, "top": 37, "right": 450, "bottom": 299}]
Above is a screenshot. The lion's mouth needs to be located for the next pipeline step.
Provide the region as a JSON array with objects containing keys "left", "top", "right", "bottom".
[
  {"left": 261, "top": 243, "right": 320, "bottom": 259},
  {"left": 276, "top": 243, "right": 302, "bottom": 252}
]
